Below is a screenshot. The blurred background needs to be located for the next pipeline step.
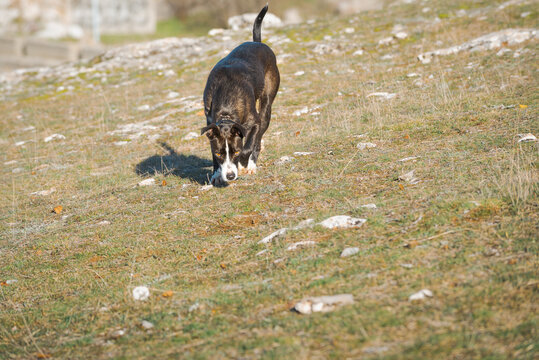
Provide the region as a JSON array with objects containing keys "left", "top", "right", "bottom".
[{"left": 0, "top": 0, "right": 388, "bottom": 72}]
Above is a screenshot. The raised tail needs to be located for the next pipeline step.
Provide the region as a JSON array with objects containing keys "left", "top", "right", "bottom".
[{"left": 252, "top": 4, "right": 268, "bottom": 42}]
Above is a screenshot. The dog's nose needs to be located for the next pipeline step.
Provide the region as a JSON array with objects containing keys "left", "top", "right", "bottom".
[{"left": 226, "top": 172, "right": 235, "bottom": 181}]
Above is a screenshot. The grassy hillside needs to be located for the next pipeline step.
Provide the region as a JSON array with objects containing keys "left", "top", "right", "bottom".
[{"left": 0, "top": 0, "right": 537, "bottom": 358}]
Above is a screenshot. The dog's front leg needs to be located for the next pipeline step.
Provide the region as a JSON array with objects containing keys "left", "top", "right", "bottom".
[
  {"left": 239, "top": 123, "right": 259, "bottom": 175},
  {"left": 210, "top": 157, "right": 226, "bottom": 186}
]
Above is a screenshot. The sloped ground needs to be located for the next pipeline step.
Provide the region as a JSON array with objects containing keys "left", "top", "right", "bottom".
[{"left": 0, "top": 0, "right": 537, "bottom": 358}]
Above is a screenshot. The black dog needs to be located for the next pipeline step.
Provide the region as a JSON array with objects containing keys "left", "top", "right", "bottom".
[{"left": 201, "top": 5, "right": 280, "bottom": 186}]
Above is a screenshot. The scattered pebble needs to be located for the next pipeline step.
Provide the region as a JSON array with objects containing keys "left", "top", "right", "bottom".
[
  {"left": 293, "top": 106, "right": 309, "bottom": 116},
  {"left": 287, "top": 241, "right": 316, "bottom": 251},
  {"left": 400, "top": 263, "right": 413, "bottom": 269},
  {"left": 208, "top": 28, "right": 225, "bottom": 36},
  {"left": 182, "top": 132, "right": 199, "bottom": 140},
  {"left": 367, "top": 92, "right": 396, "bottom": 100},
  {"left": 357, "top": 142, "right": 377, "bottom": 150},
  {"left": 137, "top": 104, "right": 151, "bottom": 111},
  {"left": 292, "top": 218, "right": 315, "bottom": 230},
  {"left": 138, "top": 178, "right": 156, "bottom": 187},
  {"left": 407, "top": 73, "right": 420, "bottom": 78},
  {"left": 293, "top": 151, "right": 313, "bottom": 156},
  {"left": 518, "top": 133, "right": 536, "bottom": 143},
  {"left": 359, "top": 203, "right": 377, "bottom": 209},
  {"left": 294, "top": 70, "right": 305, "bottom": 76},
  {"left": 294, "top": 294, "right": 354, "bottom": 314},
  {"left": 275, "top": 155, "right": 294, "bottom": 165},
  {"left": 399, "top": 170, "right": 420, "bottom": 184},
  {"left": 378, "top": 37, "right": 394, "bottom": 46},
  {"left": 256, "top": 249, "right": 268, "bottom": 256},
  {"left": 409, "top": 289, "right": 433, "bottom": 301},
  {"left": 5, "top": 279, "right": 18, "bottom": 284},
  {"left": 167, "top": 91, "right": 179, "bottom": 99},
  {"left": 353, "top": 49, "right": 364, "bottom": 56},
  {"left": 141, "top": 320, "right": 154, "bottom": 330},
  {"left": 340, "top": 247, "right": 359, "bottom": 257},
  {"left": 12, "top": 167, "right": 24, "bottom": 174},
  {"left": 344, "top": 27, "right": 355, "bottom": 34},
  {"left": 200, "top": 184, "right": 213, "bottom": 191},
  {"left": 4, "top": 160, "right": 18, "bottom": 165},
  {"left": 132, "top": 286, "right": 150, "bottom": 301},
  {"left": 110, "top": 329, "right": 126, "bottom": 339},
  {"left": 44, "top": 134, "right": 66, "bottom": 143},
  {"left": 113, "top": 141, "right": 130, "bottom": 146},
  {"left": 188, "top": 302, "right": 200, "bottom": 312},
  {"left": 31, "top": 188, "right": 56, "bottom": 196},
  {"left": 15, "top": 141, "right": 27, "bottom": 147},
  {"left": 398, "top": 156, "right": 420, "bottom": 162},
  {"left": 258, "top": 228, "right": 287, "bottom": 244},
  {"left": 97, "top": 220, "right": 111, "bottom": 226},
  {"left": 319, "top": 216, "right": 366, "bottom": 229}
]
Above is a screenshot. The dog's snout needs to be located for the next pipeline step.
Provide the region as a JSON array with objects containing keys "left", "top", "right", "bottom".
[{"left": 226, "top": 172, "right": 235, "bottom": 180}]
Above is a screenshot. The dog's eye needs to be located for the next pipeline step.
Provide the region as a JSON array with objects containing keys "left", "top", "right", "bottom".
[
  {"left": 234, "top": 151, "right": 240, "bottom": 155},
  {"left": 215, "top": 153, "right": 221, "bottom": 157}
]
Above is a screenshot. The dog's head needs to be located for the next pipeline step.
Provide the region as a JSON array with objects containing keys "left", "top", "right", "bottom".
[{"left": 201, "top": 120, "right": 246, "bottom": 183}]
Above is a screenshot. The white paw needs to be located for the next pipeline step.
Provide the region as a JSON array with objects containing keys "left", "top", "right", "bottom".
[{"left": 246, "top": 156, "right": 257, "bottom": 174}]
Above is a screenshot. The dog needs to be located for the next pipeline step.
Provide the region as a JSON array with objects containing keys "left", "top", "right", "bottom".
[{"left": 201, "top": 5, "right": 280, "bottom": 186}]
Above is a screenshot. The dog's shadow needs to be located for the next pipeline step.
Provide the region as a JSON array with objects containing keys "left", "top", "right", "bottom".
[{"left": 135, "top": 142, "right": 212, "bottom": 185}]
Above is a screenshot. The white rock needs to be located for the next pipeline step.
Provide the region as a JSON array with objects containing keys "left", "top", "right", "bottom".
[
  {"left": 357, "top": 142, "right": 377, "bottom": 150},
  {"left": 378, "top": 36, "right": 395, "bottom": 46},
  {"left": 418, "top": 29, "right": 537, "bottom": 64},
  {"left": 292, "top": 219, "right": 316, "bottom": 230},
  {"left": 367, "top": 92, "right": 396, "bottom": 100},
  {"left": 12, "top": 167, "right": 24, "bottom": 174},
  {"left": 200, "top": 184, "right": 213, "bottom": 191},
  {"left": 133, "top": 286, "right": 150, "bottom": 301},
  {"left": 31, "top": 188, "right": 56, "bottom": 196},
  {"left": 407, "top": 73, "right": 420, "bottom": 78},
  {"left": 15, "top": 141, "right": 27, "bottom": 147},
  {"left": 141, "top": 320, "right": 154, "bottom": 329},
  {"left": 182, "top": 132, "right": 199, "bottom": 140},
  {"left": 188, "top": 302, "right": 200, "bottom": 312},
  {"left": 44, "top": 134, "right": 66, "bottom": 142},
  {"left": 98, "top": 220, "right": 111, "bottom": 226},
  {"left": 110, "top": 329, "right": 126, "bottom": 338},
  {"left": 353, "top": 49, "right": 364, "bottom": 56},
  {"left": 340, "top": 247, "right": 359, "bottom": 257},
  {"left": 208, "top": 28, "right": 225, "bottom": 36},
  {"left": 398, "top": 156, "right": 420, "bottom": 162},
  {"left": 293, "top": 106, "right": 309, "bottom": 116},
  {"left": 258, "top": 228, "right": 287, "bottom": 244},
  {"left": 409, "top": 289, "right": 433, "bottom": 301},
  {"left": 114, "top": 141, "right": 130, "bottom": 146},
  {"left": 320, "top": 216, "right": 366, "bottom": 229},
  {"left": 400, "top": 263, "right": 413, "bottom": 269},
  {"left": 360, "top": 203, "right": 377, "bottom": 209},
  {"left": 518, "top": 133, "right": 536, "bottom": 143},
  {"left": 294, "top": 70, "right": 305, "bottom": 76},
  {"left": 275, "top": 155, "right": 294, "bottom": 165},
  {"left": 256, "top": 249, "right": 268, "bottom": 256},
  {"left": 5, "top": 279, "right": 18, "bottom": 284},
  {"left": 293, "top": 151, "right": 313, "bottom": 156},
  {"left": 287, "top": 241, "right": 316, "bottom": 251},
  {"left": 137, "top": 104, "right": 151, "bottom": 111},
  {"left": 521, "top": 12, "right": 531, "bottom": 18},
  {"left": 394, "top": 31, "right": 408, "bottom": 39},
  {"left": 138, "top": 178, "right": 156, "bottom": 187},
  {"left": 399, "top": 170, "right": 420, "bottom": 184},
  {"left": 167, "top": 91, "right": 179, "bottom": 99},
  {"left": 344, "top": 27, "right": 355, "bottom": 34},
  {"left": 497, "top": 48, "right": 512, "bottom": 56},
  {"left": 294, "top": 294, "right": 354, "bottom": 314}
]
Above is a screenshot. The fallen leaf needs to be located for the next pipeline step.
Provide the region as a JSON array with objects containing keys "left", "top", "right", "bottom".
[
  {"left": 404, "top": 134, "right": 410, "bottom": 140},
  {"left": 162, "top": 291, "right": 173, "bottom": 298},
  {"left": 52, "top": 206, "right": 63, "bottom": 214},
  {"left": 0, "top": 282, "right": 7, "bottom": 286},
  {"left": 404, "top": 240, "right": 418, "bottom": 249},
  {"left": 196, "top": 110, "right": 205, "bottom": 116},
  {"left": 295, "top": 131, "right": 301, "bottom": 137},
  {"left": 162, "top": 180, "right": 167, "bottom": 186},
  {"left": 399, "top": 184, "right": 405, "bottom": 190},
  {"left": 220, "top": 263, "right": 227, "bottom": 269},
  {"left": 89, "top": 255, "right": 103, "bottom": 263},
  {"left": 519, "top": 104, "right": 528, "bottom": 109},
  {"left": 508, "top": 258, "right": 517, "bottom": 265},
  {"left": 196, "top": 254, "right": 203, "bottom": 261},
  {"left": 36, "top": 353, "right": 51, "bottom": 359}
]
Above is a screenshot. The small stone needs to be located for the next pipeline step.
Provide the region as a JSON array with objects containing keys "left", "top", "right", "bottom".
[
  {"left": 293, "top": 106, "right": 309, "bottom": 116},
  {"left": 182, "top": 132, "right": 199, "bottom": 140},
  {"left": 31, "top": 188, "right": 56, "bottom": 196},
  {"left": 208, "top": 28, "right": 225, "bottom": 36},
  {"left": 294, "top": 70, "right": 305, "bottom": 76},
  {"left": 98, "top": 220, "right": 111, "bottom": 226},
  {"left": 44, "top": 134, "right": 66, "bottom": 142},
  {"left": 344, "top": 27, "right": 355, "bottom": 34},
  {"left": 353, "top": 49, "right": 364, "bottom": 56},
  {"left": 4, "top": 160, "right": 17, "bottom": 165},
  {"left": 132, "top": 286, "right": 150, "bottom": 301},
  {"left": 137, "top": 104, "right": 151, "bottom": 111},
  {"left": 319, "top": 216, "right": 366, "bottom": 229},
  {"left": 258, "top": 228, "right": 287, "bottom": 244},
  {"left": 188, "top": 302, "right": 200, "bottom": 312},
  {"left": 287, "top": 241, "right": 316, "bottom": 251},
  {"left": 167, "top": 91, "right": 180, "bottom": 99},
  {"left": 294, "top": 294, "right": 354, "bottom": 314},
  {"left": 138, "top": 178, "right": 156, "bottom": 187},
  {"left": 292, "top": 219, "right": 315, "bottom": 230},
  {"left": 400, "top": 263, "right": 413, "bottom": 269},
  {"left": 359, "top": 203, "right": 377, "bottom": 209},
  {"left": 275, "top": 156, "right": 294, "bottom": 165},
  {"left": 12, "top": 167, "right": 24, "bottom": 174},
  {"left": 110, "top": 329, "right": 126, "bottom": 339},
  {"left": 141, "top": 320, "right": 154, "bottom": 330},
  {"left": 200, "top": 184, "right": 213, "bottom": 191},
  {"left": 399, "top": 170, "right": 420, "bottom": 184},
  {"left": 398, "top": 156, "right": 420, "bottom": 162},
  {"left": 517, "top": 133, "right": 536, "bottom": 143},
  {"left": 340, "top": 247, "right": 359, "bottom": 257},
  {"left": 409, "top": 289, "right": 433, "bottom": 301},
  {"left": 5, "top": 279, "right": 18, "bottom": 284},
  {"left": 256, "top": 249, "right": 268, "bottom": 256},
  {"left": 357, "top": 142, "right": 377, "bottom": 150},
  {"left": 293, "top": 151, "right": 313, "bottom": 156},
  {"left": 367, "top": 92, "right": 396, "bottom": 100}
]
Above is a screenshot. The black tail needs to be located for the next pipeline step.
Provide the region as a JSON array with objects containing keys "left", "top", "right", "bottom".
[{"left": 252, "top": 4, "right": 268, "bottom": 42}]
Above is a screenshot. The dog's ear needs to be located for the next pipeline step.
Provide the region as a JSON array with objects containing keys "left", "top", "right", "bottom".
[
  {"left": 231, "top": 123, "right": 246, "bottom": 139},
  {"left": 201, "top": 124, "right": 220, "bottom": 139}
]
